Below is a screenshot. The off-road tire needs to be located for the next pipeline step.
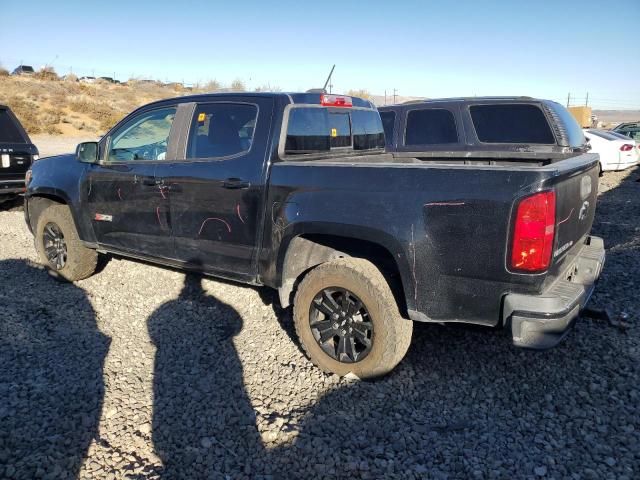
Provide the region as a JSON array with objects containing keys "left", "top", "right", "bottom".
[
  {"left": 35, "top": 204, "right": 98, "bottom": 281},
  {"left": 293, "top": 258, "right": 413, "bottom": 378}
]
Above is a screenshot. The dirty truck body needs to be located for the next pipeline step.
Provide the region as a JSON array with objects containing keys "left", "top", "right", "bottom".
[{"left": 24, "top": 92, "right": 605, "bottom": 377}]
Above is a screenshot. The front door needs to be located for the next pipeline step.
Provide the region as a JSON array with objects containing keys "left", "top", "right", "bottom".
[
  {"left": 158, "top": 98, "right": 274, "bottom": 278},
  {"left": 84, "top": 105, "right": 178, "bottom": 258}
]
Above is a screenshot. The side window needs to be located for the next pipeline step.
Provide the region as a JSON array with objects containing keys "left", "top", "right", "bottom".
[
  {"left": 470, "top": 104, "right": 555, "bottom": 144},
  {"left": 187, "top": 103, "right": 258, "bottom": 159},
  {"left": 108, "top": 107, "right": 176, "bottom": 162},
  {"left": 405, "top": 108, "right": 458, "bottom": 145},
  {"left": 379, "top": 111, "right": 396, "bottom": 146}
]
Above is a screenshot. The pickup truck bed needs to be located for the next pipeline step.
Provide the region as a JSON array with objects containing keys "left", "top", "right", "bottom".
[{"left": 265, "top": 152, "right": 602, "bottom": 328}]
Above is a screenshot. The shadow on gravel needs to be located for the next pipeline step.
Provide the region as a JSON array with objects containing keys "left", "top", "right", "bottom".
[
  {"left": 0, "top": 196, "right": 23, "bottom": 212},
  {"left": 148, "top": 273, "right": 266, "bottom": 477},
  {"left": 0, "top": 259, "right": 110, "bottom": 480}
]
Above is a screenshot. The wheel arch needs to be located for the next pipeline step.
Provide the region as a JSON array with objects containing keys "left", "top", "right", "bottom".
[{"left": 277, "top": 229, "right": 412, "bottom": 317}]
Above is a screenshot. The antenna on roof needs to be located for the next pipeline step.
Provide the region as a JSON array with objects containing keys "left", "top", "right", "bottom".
[{"left": 322, "top": 64, "right": 336, "bottom": 94}]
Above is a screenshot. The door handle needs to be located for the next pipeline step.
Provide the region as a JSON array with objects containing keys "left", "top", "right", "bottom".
[{"left": 222, "top": 178, "right": 250, "bottom": 189}]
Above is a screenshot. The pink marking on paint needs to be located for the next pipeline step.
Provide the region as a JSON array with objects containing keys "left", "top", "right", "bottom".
[
  {"left": 557, "top": 208, "right": 574, "bottom": 226},
  {"left": 424, "top": 202, "right": 466, "bottom": 207},
  {"left": 117, "top": 188, "right": 123, "bottom": 201},
  {"left": 236, "top": 204, "right": 246, "bottom": 224},
  {"left": 156, "top": 206, "right": 161, "bottom": 225},
  {"left": 198, "top": 217, "right": 232, "bottom": 236},
  {"left": 159, "top": 185, "right": 167, "bottom": 199}
]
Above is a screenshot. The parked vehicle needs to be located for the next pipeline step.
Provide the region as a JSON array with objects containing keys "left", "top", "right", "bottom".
[
  {"left": 24, "top": 92, "right": 604, "bottom": 378},
  {"left": 583, "top": 129, "right": 639, "bottom": 173},
  {"left": 0, "top": 105, "right": 39, "bottom": 202},
  {"left": 11, "top": 65, "right": 35, "bottom": 75},
  {"left": 612, "top": 121, "right": 640, "bottom": 142},
  {"left": 379, "top": 97, "right": 589, "bottom": 160}
]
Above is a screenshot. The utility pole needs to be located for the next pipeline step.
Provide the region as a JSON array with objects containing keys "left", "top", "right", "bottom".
[
  {"left": 393, "top": 88, "right": 398, "bottom": 104},
  {"left": 384, "top": 90, "right": 387, "bottom": 105},
  {"left": 585, "top": 92, "right": 589, "bottom": 107},
  {"left": 566, "top": 92, "right": 570, "bottom": 107}
]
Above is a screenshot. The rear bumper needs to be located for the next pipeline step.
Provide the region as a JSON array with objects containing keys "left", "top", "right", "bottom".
[{"left": 503, "top": 235, "right": 605, "bottom": 349}]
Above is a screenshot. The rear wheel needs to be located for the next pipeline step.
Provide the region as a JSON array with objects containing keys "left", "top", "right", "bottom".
[
  {"left": 293, "top": 258, "right": 412, "bottom": 378},
  {"left": 35, "top": 205, "right": 98, "bottom": 281}
]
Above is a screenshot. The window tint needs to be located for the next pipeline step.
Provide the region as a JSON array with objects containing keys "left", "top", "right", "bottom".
[
  {"left": 379, "top": 111, "right": 396, "bottom": 146},
  {"left": 352, "top": 109, "right": 385, "bottom": 150},
  {"left": 187, "top": 103, "right": 258, "bottom": 159},
  {"left": 108, "top": 107, "right": 176, "bottom": 162},
  {"left": 284, "top": 107, "right": 384, "bottom": 155},
  {"left": 0, "top": 110, "right": 26, "bottom": 143},
  {"left": 470, "top": 104, "right": 555, "bottom": 144},
  {"left": 329, "top": 112, "right": 351, "bottom": 148},
  {"left": 405, "top": 108, "right": 458, "bottom": 145},
  {"left": 285, "top": 108, "right": 330, "bottom": 153}
]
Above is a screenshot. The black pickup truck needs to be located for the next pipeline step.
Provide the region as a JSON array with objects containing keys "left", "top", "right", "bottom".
[
  {"left": 24, "top": 92, "right": 605, "bottom": 378},
  {"left": 1, "top": 105, "right": 39, "bottom": 202}
]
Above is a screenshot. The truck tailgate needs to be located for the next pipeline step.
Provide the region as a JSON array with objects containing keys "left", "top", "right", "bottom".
[{"left": 547, "top": 154, "right": 600, "bottom": 264}]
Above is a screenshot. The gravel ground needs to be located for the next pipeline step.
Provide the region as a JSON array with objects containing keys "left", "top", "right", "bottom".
[
  {"left": 0, "top": 167, "right": 638, "bottom": 479},
  {"left": 31, "top": 135, "right": 98, "bottom": 158}
]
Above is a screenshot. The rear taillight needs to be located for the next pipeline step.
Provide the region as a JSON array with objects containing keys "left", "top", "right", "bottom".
[
  {"left": 320, "top": 94, "right": 352, "bottom": 107},
  {"left": 620, "top": 144, "right": 633, "bottom": 151},
  {"left": 510, "top": 191, "right": 556, "bottom": 272}
]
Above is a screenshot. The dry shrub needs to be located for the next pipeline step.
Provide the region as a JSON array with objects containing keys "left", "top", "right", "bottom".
[
  {"left": 35, "top": 66, "right": 59, "bottom": 81},
  {"left": 3, "top": 96, "right": 43, "bottom": 135},
  {"left": 0, "top": 67, "right": 9, "bottom": 77}
]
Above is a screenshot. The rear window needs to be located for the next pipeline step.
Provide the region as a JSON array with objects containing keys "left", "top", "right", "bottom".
[
  {"left": 284, "top": 107, "right": 384, "bottom": 155},
  {"left": 379, "top": 111, "right": 396, "bottom": 146},
  {"left": 405, "top": 108, "right": 458, "bottom": 145},
  {"left": 470, "top": 104, "right": 555, "bottom": 144},
  {"left": 0, "top": 110, "right": 27, "bottom": 143}
]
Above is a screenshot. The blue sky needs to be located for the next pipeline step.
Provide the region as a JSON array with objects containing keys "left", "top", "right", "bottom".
[{"left": 1, "top": 0, "right": 639, "bottom": 108}]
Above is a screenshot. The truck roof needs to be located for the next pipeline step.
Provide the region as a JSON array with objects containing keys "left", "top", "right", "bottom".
[
  {"left": 379, "top": 96, "right": 558, "bottom": 109},
  {"left": 140, "top": 92, "right": 376, "bottom": 110}
]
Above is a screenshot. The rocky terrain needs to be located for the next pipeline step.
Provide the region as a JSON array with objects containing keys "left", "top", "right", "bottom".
[{"left": 0, "top": 166, "right": 638, "bottom": 479}]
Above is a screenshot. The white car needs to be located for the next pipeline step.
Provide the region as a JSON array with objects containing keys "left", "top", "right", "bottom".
[{"left": 583, "top": 129, "right": 639, "bottom": 173}]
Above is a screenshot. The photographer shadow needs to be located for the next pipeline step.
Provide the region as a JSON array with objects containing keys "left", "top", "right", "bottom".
[
  {"left": 148, "top": 273, "right": 267, "bottom": 477},
  {"left": 0, "top": 259, "right": 110, "bottom": 479}
]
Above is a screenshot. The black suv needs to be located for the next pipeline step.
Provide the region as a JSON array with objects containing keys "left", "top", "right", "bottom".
[{"left": 0, "top": 105, "right": 39, "bottom": 202}]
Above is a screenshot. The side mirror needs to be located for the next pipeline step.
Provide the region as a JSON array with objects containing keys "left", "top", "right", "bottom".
[{"left": 76, "top": 142, "right": 99, "bottom": 163}]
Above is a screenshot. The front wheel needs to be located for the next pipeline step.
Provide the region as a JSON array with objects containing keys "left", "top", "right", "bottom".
[
  {"left": 293, "top": 258, "right": 413, "bottom": 378},
  {"left": 35, "top": 204, "right": 98, "bottom": 281}
]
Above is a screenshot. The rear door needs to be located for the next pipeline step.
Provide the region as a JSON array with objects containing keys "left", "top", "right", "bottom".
[
  {"left": 83, "top": 105, "right": 178, "bottom": 258},
  {"left": 158, "top": 97, "right": 274, "bottom": 278}
]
